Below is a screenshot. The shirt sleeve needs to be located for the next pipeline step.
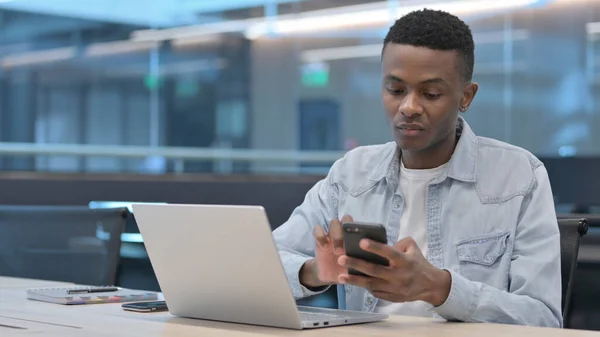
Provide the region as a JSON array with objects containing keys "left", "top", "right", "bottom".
[
  {"left": 272, "top": 165, "right": 340, "bottom": 299},
  {"left": 432, "top": 165, "right": 563, "bottom": 328}
]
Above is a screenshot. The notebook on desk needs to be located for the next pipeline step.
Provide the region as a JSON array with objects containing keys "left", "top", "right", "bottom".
[{"left": 26, "top": 286, "right": 158, "bottom": 305}]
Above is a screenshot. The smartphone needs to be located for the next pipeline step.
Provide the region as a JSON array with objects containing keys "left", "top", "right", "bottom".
[
  {"left": 342, "top": 222, "right": 389, "bottom": 276},
  {"left": 122, "top": 301, "right": 168, "bottom": 312}
]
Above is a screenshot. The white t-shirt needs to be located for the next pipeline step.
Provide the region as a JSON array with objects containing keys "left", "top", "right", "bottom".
[{"left": 374, "top": 159, "right": 448, "bottom": 317}]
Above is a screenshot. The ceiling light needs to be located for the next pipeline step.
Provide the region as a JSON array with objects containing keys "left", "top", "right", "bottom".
[
  {"left": 85, "top": 40, "right": 159, "bottom": 57},
  {"left": 130, "top": 0, "right": 541, "bottom": 42},
  {"left": 171, "top": 35, "right": 222, "bottom": 50},
  {"left": 131, "top": 19, "right": 263, "bottom": 42},
  {"left": 247, "top": 0, "right": 540, "bottom": 39},
  {"left": 1, "top": 47, "right": 76, "bottom": 68},
  {"left": 300, "top": 29, "right": 530, "bottom": 63}
]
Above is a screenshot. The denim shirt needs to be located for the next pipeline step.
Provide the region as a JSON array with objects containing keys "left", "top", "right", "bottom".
[{"left": 272, "top": 116, "right": 562, "bottom": 328}]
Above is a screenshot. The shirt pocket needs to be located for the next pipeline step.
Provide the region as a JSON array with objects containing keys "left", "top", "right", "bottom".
[{"left": 455, "top": 231, "right": 510, "bottom": 282}]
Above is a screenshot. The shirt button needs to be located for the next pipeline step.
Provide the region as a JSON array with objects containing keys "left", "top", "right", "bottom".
[
  {"left": 394, "top": 203, "right": 400, "bottom": 208},
  {"left": 366, "top": 297, "right": 374, "bottom": 306}
]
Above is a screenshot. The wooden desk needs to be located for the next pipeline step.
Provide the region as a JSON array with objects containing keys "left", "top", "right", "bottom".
[{"left": 1, "top": 277, "right": 599, "bottom": 337}]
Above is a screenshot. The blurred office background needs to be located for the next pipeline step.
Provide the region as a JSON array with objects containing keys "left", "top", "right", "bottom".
[
  {"left": 0, "top": 0, "right": 600, "bottom": 331},
  {"left": 0, "top": 0, "right": 597, "bottom": 175}
]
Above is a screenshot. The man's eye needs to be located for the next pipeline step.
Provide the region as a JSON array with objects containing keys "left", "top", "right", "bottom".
[
  {"left": 387, "top": 88, "right": 405, "bottom": 95},
  {"left": 424, "top": 93, "right": 441, "bottom": 99}
]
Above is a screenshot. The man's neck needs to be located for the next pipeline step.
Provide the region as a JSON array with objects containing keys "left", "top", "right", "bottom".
[{"left": 400, "top": 131, "right": 458, "bottom": 170}]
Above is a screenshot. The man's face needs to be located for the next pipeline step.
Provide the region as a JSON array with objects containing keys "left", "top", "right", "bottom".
[{"left": 381, "top": 44, "right": 477, "bottom": 153}]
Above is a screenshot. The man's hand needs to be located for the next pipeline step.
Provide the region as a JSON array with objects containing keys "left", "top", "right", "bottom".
[
  {"left": 337, "top": 237, "right": 451, "bottom": 306},
  {"left": 299, "top": 215, "right": 353, "bottom": 289}
]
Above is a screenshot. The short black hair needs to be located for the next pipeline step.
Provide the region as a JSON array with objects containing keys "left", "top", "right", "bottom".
[{"left": 383, "top": 8, "right": 474, "bottom": 82}]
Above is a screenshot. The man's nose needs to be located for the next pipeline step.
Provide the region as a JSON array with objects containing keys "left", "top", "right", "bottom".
[{"left": 398, "top": 93, "right": 423, "bottom": 117}]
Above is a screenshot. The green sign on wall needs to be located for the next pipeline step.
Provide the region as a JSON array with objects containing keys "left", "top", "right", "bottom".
[
  {"left": 301, "top": 62, "right": 330, "bottom": 87},
  {"left": 143, "top": 74, "right": 163, "bottom": 90}
]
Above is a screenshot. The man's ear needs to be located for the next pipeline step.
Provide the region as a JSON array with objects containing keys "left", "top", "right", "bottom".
[
  {"left": 460, "top": 82, "right": 479, "bottom": 111},
  {"left": 460, "top": 82, "right": 479, "bottom": 108}
]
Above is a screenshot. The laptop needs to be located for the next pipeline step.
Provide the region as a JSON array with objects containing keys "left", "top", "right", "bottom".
[{"left": 131, "top": 203, "right": 388, "bottom": 330}]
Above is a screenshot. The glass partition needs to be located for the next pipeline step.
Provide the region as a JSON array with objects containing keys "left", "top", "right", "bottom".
[{"left": 0, "top": 0, "right": 596, "bottom": 175}]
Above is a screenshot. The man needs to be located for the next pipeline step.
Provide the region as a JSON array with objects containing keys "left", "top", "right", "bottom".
[{"left": 273, "top": 9, "right": 562, "bottom": 327}]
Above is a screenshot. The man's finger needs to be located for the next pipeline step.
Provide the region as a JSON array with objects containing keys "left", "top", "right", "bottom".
[
  {"left": 338, "top": 255, "right": 392, "bottom": 280},
  {"left": 340, "top": 214, "right": 354, "bottom": 224},
  {"left": 360, "top": 239, "right": 407, "bottom": 266},
  {"left": 370, "top": 290, "right": 398, "bottom": 303},
  {"left": 313, "top": 225, "right": 329, "bottom": 248},
  {"left": 328, "top": 218, "right": 344, "bottom": 255},
  {"left": 396, "top": 237, "right": 418, "bottom": 253},
  {"left": 338, "top": 273, "right": 386, "bottom": 293}
]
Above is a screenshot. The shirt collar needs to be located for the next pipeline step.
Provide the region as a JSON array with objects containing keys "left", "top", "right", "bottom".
[{"left": 369, "top": 116, "right": 477, "bottom": 184}]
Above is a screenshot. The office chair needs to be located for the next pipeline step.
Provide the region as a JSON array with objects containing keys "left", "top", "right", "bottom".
[
  {"left": 558, "top": 217, "right": 588, "bottom": 328},
  {"left": 558, "top": 213, "right": 600, "bottom": 229},
  {"left": 0, "top": 205, "right": 128, "bottom": 286}
]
